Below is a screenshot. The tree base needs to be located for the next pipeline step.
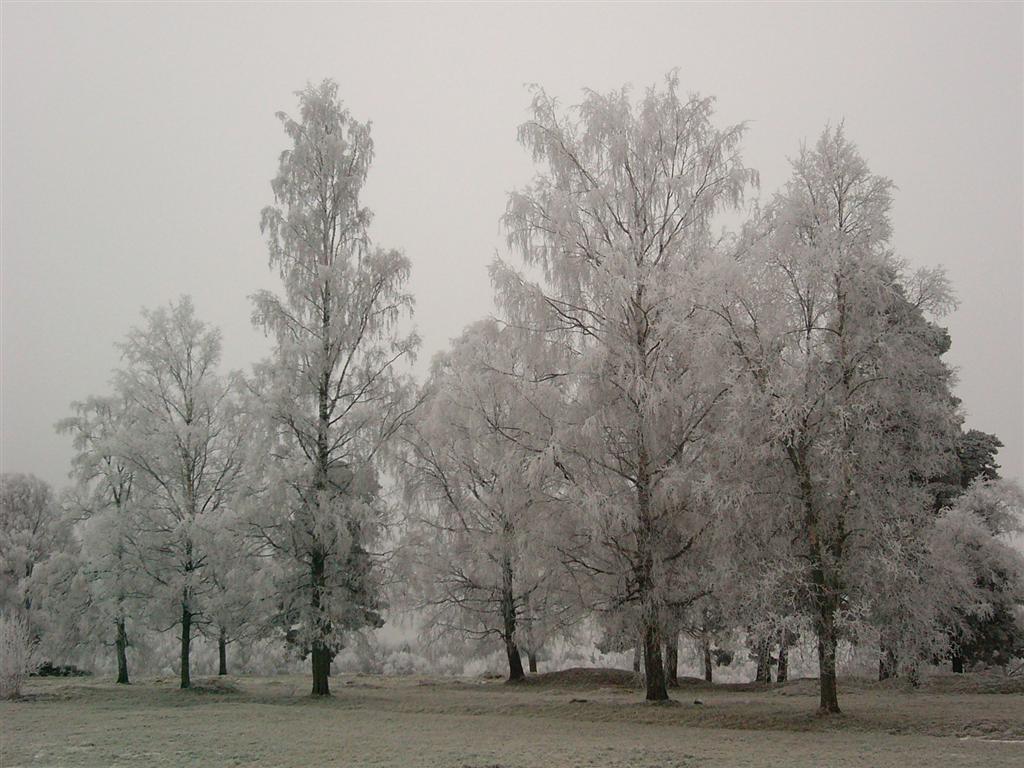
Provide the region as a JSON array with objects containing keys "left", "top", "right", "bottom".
[{"left": 644, "top": 697, "right": 680, "bottom": 706}]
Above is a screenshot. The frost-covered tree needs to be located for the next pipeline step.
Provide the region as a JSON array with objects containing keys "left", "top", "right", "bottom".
[
  {"left": 113, "top": 297, "right": 245, "bottom": 689},
  {"left": 400, "top": 319, "right": 574, "bottom": 681},
  {"left": 956, "top": 430, "right": 1003, "bottom": 489},
  {"left": 201, "top": 517, "right": 273, "bottom": 676},
  {"left": 54, "top": 394, "right": 145, "bottom": 683},
  {"left": 494, "top": 74, "right": 755, "bottom": 700},
  {"left": 0, "top": 474, "right": 70, "bottom": 615},
  {"left": 250, "top": 80, "right": 418, "bottom": 696},
  {"left": 715, "top": 126, "right": 959, "bottom": 712},
  {"left": 941, "top": 479, "right": 1024, "bottom": 671},
  {"left": 865, "top": 478, "right": 1023, "bottom": 682}
]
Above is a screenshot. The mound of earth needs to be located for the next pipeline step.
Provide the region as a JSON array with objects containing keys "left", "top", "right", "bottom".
[
  {"left": 185, "top": 676, "right": 241, "bottom": 694},
  {"left": 527, "top": 667, "right": 639, "bottom": 688},
  {"left": 527, "top": 668, "right": 730, "bottom": 690},
  {"left": 921, "top": 672, "right": 1024, "bottom": 695}
]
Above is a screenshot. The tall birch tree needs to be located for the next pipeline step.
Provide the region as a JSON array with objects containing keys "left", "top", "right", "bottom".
[
  {"left": 495, "top": 74, "right": 755, "bottom": 700},
  {"left": 715, "top": 126, "right": 959, "bottom": 712},
  {"left": 251, "top": 80, "right": 418, "bottom": 697}
]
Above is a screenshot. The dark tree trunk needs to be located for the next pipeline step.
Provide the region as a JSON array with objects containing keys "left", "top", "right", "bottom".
[
  {"left": 504, "top": 638, "right": 525, "bottom": 682},
  {"left": 115, "top": 617, "right": 130, "bottom": 685},
  {"left": 311, "top": 642, "right": 331, "bottom": 696},
  {"left": 879, "top": 638, "right": 898, "bottom": 681},
  {"left": 794, "top": 455, "right": 840, "bottom": 714},
  {"left": 636, "top": 444, "right": 668, "bottom": 702},
  {"left": 755, "top": 637, "right": 772, "bottom": 683},
  {"left": 310, "top": 278, "right": 335, "bottom": 700},
  {"left": 642, "top": 614, "right": 668, "bottom": 701},
  {"left": 702, "top": 638, "right": 713, "bottom": 682},
  {"left": 309, "top": 545, "right": 333, "bottom": 696},
  {"left": 179, "top": 600, "right": 192, "bottom": 689},
  {"left": 777, "top": 629, "right": 789, "bottom": 683},
  {"left": 498, "top": 544, "right": 524, "bottom": 683},
  {"left": 500, "top": 547, "right": 525, "bottom": 683},
  {"left": 528, "top": 651, "right": 538, "bottom": 674},
  {"left": 816, "top": 609, "right": 840, "bottom": 714},
  {"left": 951, "top": 652, "right": 964, "bottom": 674},
  {"left": 664, "top": 632, "right": 678, "bottom": 688},
  {"left": 218, "top": 628, "right": 228, "bottom": 676}
]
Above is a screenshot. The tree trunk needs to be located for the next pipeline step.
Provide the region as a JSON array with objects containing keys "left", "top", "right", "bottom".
[
  {"left": 797, "top": 457, "right": 840, "bottom": 713},
  {"left": 755, "top": 637, "right": 772, "bottom": 683},
  {"left": 504, "top": 637, "right": 525, "bottom": 682},
  {"left": 951, "top": 652, "right": 964, "bottom": 674},
  {"left": 179, "top": 600, "right": 192, "bottom": 689},
  {"left": 218, "top": 628, "right": 228, "bottom": 676},
  {"left": 115, "top": 617, "right": 130, "bottom": 685},
  {"left": 528, "top": 651, "right": 538, "bottom": 674},
  {"left": 309, "top": 545, "right": 332, "bottom": 696},
  {"left": 311, "top": 642, "right": 331, "bottom": 696},
  {"left": 664, "top": 632, "right": 678, "bottom": 688},
  {"left": 500, "top": 616, "right": 525, "bottom": 682},
  {"left": 636, "top": 442, "right": 668, "bottom": 702},
  {"left": 310, "top": 278, "right": 334, "bottom": 700},
  {"left": 642, "top": 615, "right": 667, "bottom": 700},
  {"left": 878, "top": 638, "right": 898, "bottom": 681},
  {"left": 816, "top": 609, "right": 840, "bottom": 713},
  {"left": 702, "top": 637, "right": 713, "bottom": 683},
  {"left": 777, "top": 629, "right": 789, "bottom": 683},
  {"left": 499, "top": 536, "right": 525, "bottom": 683}
]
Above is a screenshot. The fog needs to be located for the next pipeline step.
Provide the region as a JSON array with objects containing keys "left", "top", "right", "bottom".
[{"left": 2, "top": 2, "right": 1021, "bottom": 486}]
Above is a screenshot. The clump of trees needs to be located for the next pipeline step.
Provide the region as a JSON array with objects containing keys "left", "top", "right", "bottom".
[{"left": 4, "top": 75, "right": 1022, "bottom": 715}]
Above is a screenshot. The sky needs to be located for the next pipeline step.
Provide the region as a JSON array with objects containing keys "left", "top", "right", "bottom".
[{"left": 2, "top": 2, "right": 1022, "bottom": 490}]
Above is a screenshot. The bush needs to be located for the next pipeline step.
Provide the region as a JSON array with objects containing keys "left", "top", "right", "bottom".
[
  {"left": 32, "top": 661, "right": 89, "bottom": 677},
  {"left": 1, "top": 612, "right": 38, "bottom": 698}
]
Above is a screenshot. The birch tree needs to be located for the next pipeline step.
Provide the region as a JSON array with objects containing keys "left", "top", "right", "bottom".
[
  {"left": 114, "top": 297, "right": 245, "bottom": 689},
  {"left": 495, "top": 73, "right": 755, "bottom": 700},
  {"left": 401, "top": 319, "right": 573, "bottom": 681},
  {"left": 250, "top": 80, "right": 419, "bottom": 697},
  {"left": 200, "top": 515, "right": 271, "bottom": 676},
  {"left": 55, "top": 395, "right": 145, "bottom": 683},
  {"left": 715, "top": 126, "right": 959, "bottom": 712}
]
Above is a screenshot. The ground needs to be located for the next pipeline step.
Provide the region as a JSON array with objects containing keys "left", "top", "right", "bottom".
[{"left": 2, "top": 669, "right": 1022, "bottom": 767}]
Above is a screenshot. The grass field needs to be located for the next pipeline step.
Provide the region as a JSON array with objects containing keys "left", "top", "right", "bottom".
[{"left": 2, "top": 670, "right": 1022, "bottom": 767}]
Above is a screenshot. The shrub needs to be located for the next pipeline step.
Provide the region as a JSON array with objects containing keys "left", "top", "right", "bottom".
[{"left": 32, "top": 662, "right": 89, "bottom": 677}]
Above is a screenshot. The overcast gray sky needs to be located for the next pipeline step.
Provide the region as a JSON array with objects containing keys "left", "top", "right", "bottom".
[{"left": 2, "top": 2, "right": 1021, "bottom": 489}]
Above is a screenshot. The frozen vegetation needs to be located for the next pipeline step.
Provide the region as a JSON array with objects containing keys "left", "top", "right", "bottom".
[
  {"left": 2, "top": 71, "right": 1023, "bottom": 766},
  {"left": 3, "top": 671, "right": 1024, "bottom": 767}
]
